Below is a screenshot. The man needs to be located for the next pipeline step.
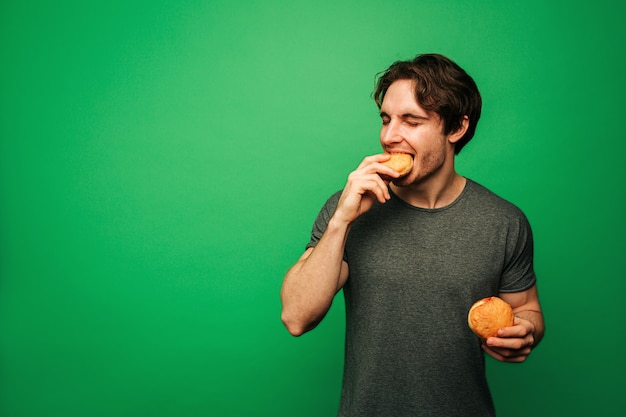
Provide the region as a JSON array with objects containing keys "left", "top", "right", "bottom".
[{"left": 280, "top": 54, "right": 544, "bottom": 416}]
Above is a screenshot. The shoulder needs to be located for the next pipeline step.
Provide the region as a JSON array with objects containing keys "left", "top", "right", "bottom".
[
  {"left": 464, "top": 179, "right": 527, "bottom": 220},
  {"left": 463, "top": 179, "right": 535, "bottom": 254},
  {"left": 311, "top": 190, "right": 343, "bottom": 227},
  {"left": 319, "top": 190, "right": 342, "bottom": 214}
]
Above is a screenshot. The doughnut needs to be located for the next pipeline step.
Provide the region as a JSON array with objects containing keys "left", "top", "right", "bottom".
[
  {"left": 381, "top": 153, "right": 413, "bottom": 177},
  {"left": 467, "top": 296, "right": 514, "bottom": 339}
]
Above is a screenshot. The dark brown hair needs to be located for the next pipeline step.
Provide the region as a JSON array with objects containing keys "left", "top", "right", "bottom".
[{"left": 373, "top": 54, "right": 482, "bottom": 154}]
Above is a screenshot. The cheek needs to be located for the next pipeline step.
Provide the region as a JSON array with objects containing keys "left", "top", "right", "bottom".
[
  {"left": 416, "top": 140, "right": 446, "bottom": 169},
  {"left": 421, "top": 152, "right": 441, "bottom": 169}
]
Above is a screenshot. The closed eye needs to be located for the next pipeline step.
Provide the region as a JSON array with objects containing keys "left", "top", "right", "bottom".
[
  {"left": 380, "top": 111, "right": 429, "bottom": 127},
  {"left": 403, "top": 114, "right": 428, "bottom": 126}
]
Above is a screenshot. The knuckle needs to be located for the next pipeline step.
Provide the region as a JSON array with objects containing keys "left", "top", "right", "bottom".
[{"left": 508, "top": 339, "right": 524, "bottom": 350}]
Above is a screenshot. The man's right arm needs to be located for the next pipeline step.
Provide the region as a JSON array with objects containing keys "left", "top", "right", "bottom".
[
  {"left": 280, "top": 216, "right": 351, "bottom": 336},
  {"left": 280, "top": 153, "right": 399, "bottom": 336}
]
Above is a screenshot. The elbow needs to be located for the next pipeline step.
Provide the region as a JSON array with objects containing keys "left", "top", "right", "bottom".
[
  {"left": 281, "top": 311, "right": 307, "bottom": 337},
  {"left": 281, "top": 309, "right": 318, "bottom": 337}
]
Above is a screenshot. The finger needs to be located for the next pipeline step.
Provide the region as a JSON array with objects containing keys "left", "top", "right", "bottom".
[
  {"left": 486, "top": 334, "right": 534, "bottom": 351},
  {"left": 356, "top": 154, "right": 401, "bottom": 179},
  {"left": 356, "top": 153, "right": 391, "bottom": 169},
  {"left": 339, "top": 180, "right": 389, "bottom": 220},
  {"left": 496, "top": 325, "right": 526, "bottom": 338},
  {"left": 482, "top": 345, "right": 529, "bottom": 363},
  {"left": 347, "top": 171, "right": 392, "bottom": 200},
  {"left": 482, "top": 344, "right": 531, "bottom": 363},
  {"left": 486, "top": 343, "right": 532, "bottom": 357},
  {"left": 360, "top": 177, "right": 392, "bottom": 203},
  {"left": 496, "top": 318, "right": 533, "bottom": 338}
]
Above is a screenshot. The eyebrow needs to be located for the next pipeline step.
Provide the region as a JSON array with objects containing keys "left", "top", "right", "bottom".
[{"left": 379, "top": 111, "right": 430, "bottom": 121}]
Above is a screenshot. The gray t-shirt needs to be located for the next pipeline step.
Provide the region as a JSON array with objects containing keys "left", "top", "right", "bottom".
[{"left": 306, "top": 179, "right": 536, "bottom": 417}]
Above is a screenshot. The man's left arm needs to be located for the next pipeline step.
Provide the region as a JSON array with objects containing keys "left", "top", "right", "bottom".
[{"left": 483, "top": 284, "right": 545, "bottom": 363}]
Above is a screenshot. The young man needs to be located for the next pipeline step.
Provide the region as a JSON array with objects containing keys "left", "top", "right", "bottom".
[{"left": 280, "top": 54, "right": 544, "bottom": 416}]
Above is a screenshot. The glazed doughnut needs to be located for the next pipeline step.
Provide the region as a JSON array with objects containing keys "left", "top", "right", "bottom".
[
  {"left": 467, "top": 296, "right": 514, "bottom": 339},
  {"left": 381, "top": 153, "right": 413, "bottom": 177}
]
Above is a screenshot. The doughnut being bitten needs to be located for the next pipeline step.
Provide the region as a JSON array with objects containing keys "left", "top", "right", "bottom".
[{"left": 381, "top": 152, "right": 413, "bottom": 177}]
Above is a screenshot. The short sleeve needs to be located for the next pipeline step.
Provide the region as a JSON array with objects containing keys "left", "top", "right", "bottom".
[
  {"left": 305, "top": 191, "right": 342, "bottom": 251},
  {"left": 499, "top": 210, "right": 537, "bottom": 292}
]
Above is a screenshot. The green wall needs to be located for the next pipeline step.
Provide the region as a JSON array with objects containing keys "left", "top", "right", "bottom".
[{"left": 1, "top": 1, "right": 624, "bottom": 416}]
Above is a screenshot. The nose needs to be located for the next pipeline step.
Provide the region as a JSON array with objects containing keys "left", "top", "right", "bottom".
[{"left": 380, "top": 120, "right": 403, "bottom": 147}]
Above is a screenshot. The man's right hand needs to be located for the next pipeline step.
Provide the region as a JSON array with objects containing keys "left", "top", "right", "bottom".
[{"left": 333, "top": 153, "right": 401, "bottom": 225}]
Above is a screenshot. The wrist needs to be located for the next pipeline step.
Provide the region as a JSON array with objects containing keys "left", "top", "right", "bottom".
[{"left": 328, "top": 207, "right": 355, "bottom": 228}]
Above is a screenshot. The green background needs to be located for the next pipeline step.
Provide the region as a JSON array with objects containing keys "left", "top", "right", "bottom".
[{"left": 1, "top": 1, "right": 624, "bottom": 416}]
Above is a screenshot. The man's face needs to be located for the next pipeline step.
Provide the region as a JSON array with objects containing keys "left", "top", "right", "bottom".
[{"left": 379, "top": 79, "right": 455, "bottom": 186}]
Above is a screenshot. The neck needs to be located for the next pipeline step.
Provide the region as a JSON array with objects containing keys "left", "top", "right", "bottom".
[{"left": 391, "top": 170, "right": 466, "bottom": 209}]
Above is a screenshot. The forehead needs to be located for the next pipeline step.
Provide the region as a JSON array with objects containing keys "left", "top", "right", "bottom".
[
  {"left": 380, "top": 79, "right": 439, "bottom": 121},
  {"left": 381, "top": 80, "right": 425, "bottom": 113}
]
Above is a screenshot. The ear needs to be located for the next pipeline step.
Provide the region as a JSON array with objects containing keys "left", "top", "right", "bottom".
[{"left": 447, "top": 116, "right": 469, "bottom": 144}]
